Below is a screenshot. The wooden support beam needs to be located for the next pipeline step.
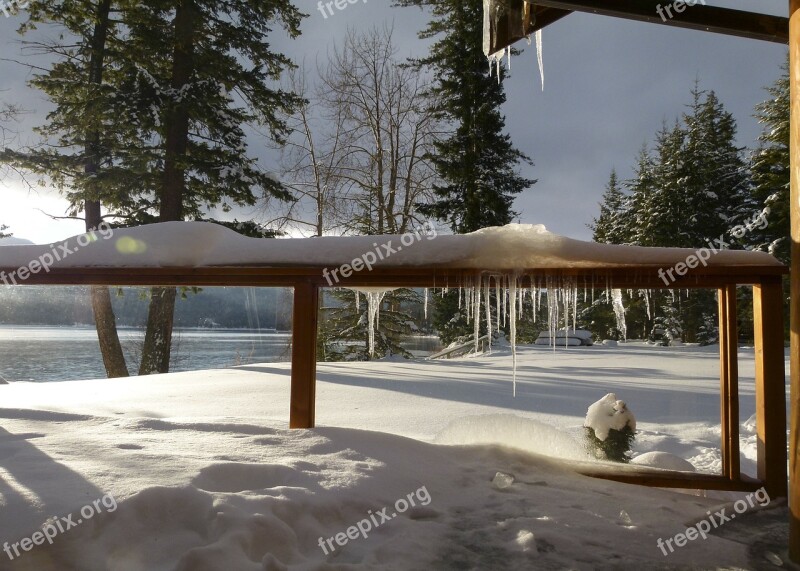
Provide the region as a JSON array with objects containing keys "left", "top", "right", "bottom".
[
  {"left": 289, "top": 281, "right": 319, "bottom": 429},
  {"left": 0, "top": 264, "right": 785, "bottom": 289},
  {"left": 527, "top": 0, "right": 789, "bottom": 44},
  {"left": 719, "top": 285, "right": 740, "bottom": 481},
  {"left": 753, "top": 279, "right": 789, "bottom": 500},
  {"left": 790, "top": 0, "right": 800, "bottom": 560},
  {"left": 575, "top": 464, "right": 763, "bottom": 492}
]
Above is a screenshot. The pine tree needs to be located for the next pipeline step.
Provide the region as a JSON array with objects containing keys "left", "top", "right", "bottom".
[
  {"left": 594, "top": 85, "right": 751, "bottom": 343},
  {"left": 591, "top": 169, "right": 629, "bottom": 244},
  {"left": 321, "top": 289, "right": 420, "bottom": 361},
  {"left": 3, "top": 1, "right": 304, "bottom": 375},
  {"left": 0, "top": 225, "right": 9, "bottom": 238},
  {"left": 625, "top": 145, "right": 659, "bottom": 247},
  {"left": 682, "top": 86, "right": 750, "bottom": 244},
  {"left": 751, "top": 57, "right": 790, "bottom": 264},
  {"left": 2, "top": 0, "right": 143, "bottom": 377},
  {"left": 394, "top": 0, "right": 535, "bottom": 344},
  {"left": 395, "top": 0, "right": 535, "bottom": 233}
]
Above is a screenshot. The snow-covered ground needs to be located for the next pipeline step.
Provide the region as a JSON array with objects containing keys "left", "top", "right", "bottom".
[{"left": 0, "top": 343, "right": 793, "bottom": 570}]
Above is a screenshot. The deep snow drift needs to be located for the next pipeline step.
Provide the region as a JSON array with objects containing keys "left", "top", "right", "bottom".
[{"left": 0, "top": 343, "right": 792, "bottom": 570}]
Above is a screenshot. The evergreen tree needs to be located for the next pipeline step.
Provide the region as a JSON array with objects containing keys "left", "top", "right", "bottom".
[
  {"left": 751, "top": 57, "right": 790, "bottom": 264},
  {"left": 321, "top": 289, "right": 420, "bottom": 361},
  {"left": 625, "top": 145, "right": 660, "bottom": 247},
  {"left": 750, "top": 57, "right": 790, "bottom": 341},
  {"left": 682, "top": 86, "right": 751, "bottom": 243},
  {"left": 2, "top": 0, "right": 304, "bottom": 374},
  {"left": 395, "top": 0, "right": 535, "bottom": 345},
  {"left": 0, "top": 225, "right": 10, "bottom": 238},
  {"left": 593, "top": 85, "right": 751, "bottom": 343},
  {"left": 395, "top": 0, "right": 535, "bottom": 233},
  {"left": 590, "top": 169, "right": 629, "bottom": 244},
  {"left": 2, "top": 0, "right": 143, "bottom": 377}
]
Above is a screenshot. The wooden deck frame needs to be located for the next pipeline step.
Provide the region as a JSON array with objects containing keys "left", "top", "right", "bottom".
[
  {"left": 0, "top": 262, "right": 787, "bottom": 495},
  {"left": 487, "top": 0, "right": 798, "bottom": 561}
]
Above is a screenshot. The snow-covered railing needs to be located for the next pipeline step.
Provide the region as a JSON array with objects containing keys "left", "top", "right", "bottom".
[{"left": 0, "top": 222, "right": 788, "bottom": 498}]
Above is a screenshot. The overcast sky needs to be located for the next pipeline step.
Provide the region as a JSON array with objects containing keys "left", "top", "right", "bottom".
[{"left": 0, "top": 1, "right": 790, "bottom": 243}]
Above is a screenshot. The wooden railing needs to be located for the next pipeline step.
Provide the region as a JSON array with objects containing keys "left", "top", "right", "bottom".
[{"left": 0, "top": 262, "right": 788, "bottom": 497}]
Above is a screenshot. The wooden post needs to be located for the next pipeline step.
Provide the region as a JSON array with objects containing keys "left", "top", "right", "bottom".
[
  {"left": 290, "top": 281, "right": 319, "bottom": 429},
  {"left": 718, "top": 286, "right": 740, "bottom": 481},
  {"left": 790, "top": 0, "right": 800, "bottom": 560},
  {"left": 753, "top": 279, "right": 789, "bottom": 499}
]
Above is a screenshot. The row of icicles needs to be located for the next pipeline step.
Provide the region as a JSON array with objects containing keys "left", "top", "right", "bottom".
[{"left": 350, "top": 277, "right": 690, "bottom": 397}]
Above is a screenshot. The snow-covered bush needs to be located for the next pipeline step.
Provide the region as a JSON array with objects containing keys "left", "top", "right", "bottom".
[
  {"left": 583, "top": 393, "right": 636, "bottom": 463},
  {"left": 650, "top": 314, "right": 682, "bottom": 346}
]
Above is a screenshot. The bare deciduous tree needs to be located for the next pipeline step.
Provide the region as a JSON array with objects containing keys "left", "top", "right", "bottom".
[{"left": 277, "top": 25, "right": 441, "bottom": 236}]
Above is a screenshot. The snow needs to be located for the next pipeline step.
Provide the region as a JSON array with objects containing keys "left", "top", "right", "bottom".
[
  {"left": 584, "top": 393, "right": 637, "bottom": 441},
  {"left": 0, "top": 222, "right": 783, "bottom": 271},
  {"left": 0, "top": 237, "right": 33, "bottom": 247},
  {"left": 0, "top": 343, "right": 791, "bottom": 569},
  {"left": 630, "top": 451, "right": 696, "bottom": 472}
]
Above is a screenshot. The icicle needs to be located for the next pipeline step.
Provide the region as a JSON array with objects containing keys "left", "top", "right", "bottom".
[
  {"left": 473, "top": 276, "right": 482, "bottom": 354},
  {"left": 482, "top": 0, "right": 492, "bottom": 57},
  {"left": 611, "top": 289, "right": 627, "bottom": 341},
  {"left": 484, "top": 277, "right": 492, "bottom": 354},
  {"left": 423, "top": 288, "right": 428, "bottom": 320},
  {"left": 355, "top": 290, "right": 360, "bottom": 313},
  {"left": 458, "top": 285, "right": 462, "bottom": 310},
  {"left": 642, "top": 289, "right": 651, "bottom": 321},
  {"left": 350, "top": 287, "right": 395, "bottom": 358},
  {"left": 535, "top": 29, "right": 544, "bottom": 91},
  {"left": 509, "top": 273, "right": 518, "bottom": 397},
  {"left": 502, "top": 278, "right": 507, "bottom": 327},
  {"left": 507, "top": 45, "right": 511, "bottom": 70},
  {"left": 546, "top": 276, "right": 559, "bottom": 349},
  {"left": 495, "top": 279, "right": 501, "bottom": 332},
  {"left": 572, "top": 284, "right": 578, "bottom": 333}
]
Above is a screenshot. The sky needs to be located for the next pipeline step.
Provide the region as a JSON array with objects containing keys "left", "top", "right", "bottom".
[{"left": 0, "top": 0, "right": 790, "bottom": 244}]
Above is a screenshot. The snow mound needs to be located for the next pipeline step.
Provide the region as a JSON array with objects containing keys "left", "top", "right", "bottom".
[
  {"left": 0, "top": 221, "right": 783, "bottom": 270},
  {"left": 584, "top": 393, "right": 636, "bottom": 441},
  {"left": 630, "top": 451, "right": 696, "bottom": 472},
  {"left": 434, "top": 413, "right": 590, "bottom": 461}
]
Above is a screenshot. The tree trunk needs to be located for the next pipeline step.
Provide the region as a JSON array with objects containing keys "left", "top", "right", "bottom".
[
  {"left": 139, "top": 0, "right": 195, "bottom": 374},
  {"left": 138, "top": 287, "right": 178, "bottom": 375},
  {"left": 87, "top": 203, "right": 129, "bottom": 378},
  {"left": 85, "top": 0, "right": 129, "bottom": 378}
]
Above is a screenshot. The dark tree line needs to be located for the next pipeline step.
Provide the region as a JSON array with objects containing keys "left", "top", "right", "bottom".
[{"left": 590, "top": 66, "right": 789, "bottom": 344}]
